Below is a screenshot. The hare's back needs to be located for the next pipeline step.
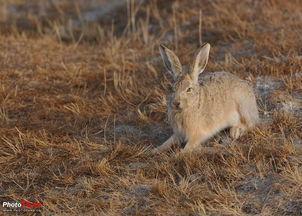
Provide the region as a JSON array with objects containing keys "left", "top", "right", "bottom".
[
  {"left": 199, "top": 71, "right": 254, "bottom": 98},
  {"left": 199, "top": 71, "right": 239, "bottom": 84}
]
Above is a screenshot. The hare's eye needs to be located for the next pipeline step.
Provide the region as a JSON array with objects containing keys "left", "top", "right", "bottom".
[{"left": 186, "top": 87, "right": 193, "bottom": 93}]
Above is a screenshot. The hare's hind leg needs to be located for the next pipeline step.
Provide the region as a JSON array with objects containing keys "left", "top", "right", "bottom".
[
  {"left": 229, "top": 109, "right": 247, "bottom": 140},
  {"left": 239, "top": 94, "right": 259, "bottom": 128},
  {"left": 152, "top": 134, "right": 179, "bottom": 153},
  {"left": 230, "top": 97, "right": 259, "bottom": 139},
  {"left": 230, "top": 124, "right": 247, "bottom": 139}
]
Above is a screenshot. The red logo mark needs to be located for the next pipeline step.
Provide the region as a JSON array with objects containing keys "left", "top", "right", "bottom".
[{"left": 21, "top": 200, "right": 44, "bottom": 209}]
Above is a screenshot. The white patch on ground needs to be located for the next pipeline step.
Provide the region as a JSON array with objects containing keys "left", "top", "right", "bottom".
[
  {"left": 255, "top": 76, "right": 284, "bottom": 98},
  {"left": 255, "top": 75, "right": 302, "bottom": 118},
  {"left": 279, "top": 99, "right": 302, "bottom": 115}
]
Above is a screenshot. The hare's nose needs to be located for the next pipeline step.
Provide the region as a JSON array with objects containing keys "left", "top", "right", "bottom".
[{"left": 173, "top": 101, "right": 180, "bottom": 108}]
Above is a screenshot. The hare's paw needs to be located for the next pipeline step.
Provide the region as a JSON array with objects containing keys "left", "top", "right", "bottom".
[{"left": 230, "top": 126, "right": 246, "bottom": 139}]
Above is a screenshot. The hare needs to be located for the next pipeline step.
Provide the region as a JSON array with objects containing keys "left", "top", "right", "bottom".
[{"left": 153, "top": 43, "right": 259, "bottom": 153}]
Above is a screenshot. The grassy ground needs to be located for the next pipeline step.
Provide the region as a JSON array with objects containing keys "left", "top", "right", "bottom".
[{"left": 0, "top": 0, "right": 302, "bottom": 215}]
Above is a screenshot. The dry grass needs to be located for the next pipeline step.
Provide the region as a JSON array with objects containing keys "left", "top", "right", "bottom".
[{"left": 0, "top": 0, "right": 302, "bottom": 215}]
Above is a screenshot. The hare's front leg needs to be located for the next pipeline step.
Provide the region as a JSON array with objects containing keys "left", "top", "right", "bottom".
[
  {"left": 182, "top": 138, "right": 203, "bottom": 153},
  {"left": 152, "top": 134, "right": 179, "bottom": 153},
  {"left": 182, "top": 135, "right": 209, "bottom": 153}
]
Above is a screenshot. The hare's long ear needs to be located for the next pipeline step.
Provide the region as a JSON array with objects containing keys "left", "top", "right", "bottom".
[
  {"left": 159, "top": 45, "right": 182, "bottom": 80},
  {"left": 191, "top": 43, "right": 210, "bottom": 83}
]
